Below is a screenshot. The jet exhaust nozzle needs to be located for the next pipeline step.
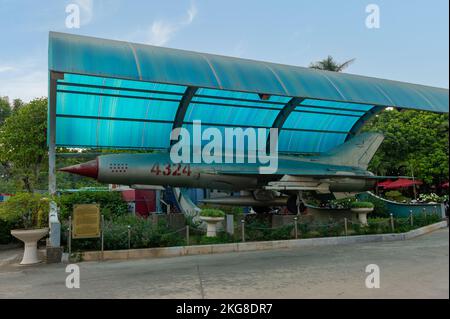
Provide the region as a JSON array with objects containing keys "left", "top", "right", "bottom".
[{"left": 59, "top": 159, "right": 99, "bottom": 179}]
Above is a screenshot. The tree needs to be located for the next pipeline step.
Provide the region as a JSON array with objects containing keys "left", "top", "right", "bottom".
[
  {"left": 309, "top": 55, "right": 355, "bottom": 72},
  {"left": 0, "top": 97, "right": 11, "bottom": 126},
  {"left": 0, "top": 98, "right": 48, "bottom": 192},
  {"left": 363, "top": 109, "right": 449, "bottom": 186},
  {"left": 12, "top": 98, "right": 24, "bottom": 112}
]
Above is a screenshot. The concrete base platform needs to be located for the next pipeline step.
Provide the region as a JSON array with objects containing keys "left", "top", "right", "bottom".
[{"left": 80, "top": 221, "right": 448, "bottom": 262}]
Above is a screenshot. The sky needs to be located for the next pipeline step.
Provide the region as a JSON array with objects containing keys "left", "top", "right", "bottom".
[{"left": 0, "top": 0, "right": 448, "bottom": 102}]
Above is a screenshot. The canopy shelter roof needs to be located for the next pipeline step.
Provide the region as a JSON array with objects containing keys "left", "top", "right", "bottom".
[
  {"left": 383, "top": 178, "right": 423, "bottom": 190},
  {"left": 48, "top": 32, "right": 449, "bottom": 154}
]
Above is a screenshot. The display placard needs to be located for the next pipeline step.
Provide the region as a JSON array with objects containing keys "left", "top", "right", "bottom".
[{"left": 72, "top": 204, "right": 100, "bottom": 239}]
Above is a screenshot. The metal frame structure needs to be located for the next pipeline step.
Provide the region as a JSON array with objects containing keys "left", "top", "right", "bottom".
[{"left": 47, "top": 32, "right": 449, "bottom": 247}]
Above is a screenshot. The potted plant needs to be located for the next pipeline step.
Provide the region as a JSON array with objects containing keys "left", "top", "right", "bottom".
[
  {"left": 199, "top": 208, "right": 225, "bottom": 237},
  {"left": 0, "top": 193, "right": 50, "bottom": 265},
  {"left": 350, "top": 201, "right": 374, "bottom": 226}
]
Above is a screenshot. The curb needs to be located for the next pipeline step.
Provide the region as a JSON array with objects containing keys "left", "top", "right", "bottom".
[{"left": 80, "top": 221, "right": 448, "bottom": 262}]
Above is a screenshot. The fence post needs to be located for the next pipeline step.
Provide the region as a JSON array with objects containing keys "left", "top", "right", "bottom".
[
  {"left": 101, "top": 214, "right": 104, "bottom": 261},
  {"left": 127, "top": 225, "right": 131, "bottom": 249},
  {"left": 423, "top": 207, "right": 427, "bottom": 220},
  {"left": 186, "top": 225, "right": 190, "bottom": 246},
  {"left": 409, "top": 210, "right": 413, "bottom": 227},
  {"left": 344, "top": 217, "right": 348, "bottom": 236},
  {"left": 241, "top": 219, "right": 245, "bottom": 242},
  {"left": 294, "top": 217, "right": 298, "bottom": 239},
  {"left": 68, "top": 216, "right": 72, "bottom": 257},
  {"left": 390, "top": 213, "right": 395, "bottom": 232}
]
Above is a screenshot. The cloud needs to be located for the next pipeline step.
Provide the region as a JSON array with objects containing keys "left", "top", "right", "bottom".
[
  {"left": 148, "top": 20, "right": 178, "bottom": 46},
  {"left": 146, "top": 2, "right": 197, "bottom": 46},
  {"left": 0, "top": 66, "right": 15, "bottom": 73},
  {"left": 0, "top": 60, "right": 47, "bottom": 102},
  {"left": 185, "top": 2, "right": 198, "bottom": 24}
]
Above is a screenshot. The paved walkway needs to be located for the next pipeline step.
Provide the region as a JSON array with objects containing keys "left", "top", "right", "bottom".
[
  {"left": 0, "top": 229, "right": 448, "bottom": 298},
  {"left": 0, "top": 247, "right": 22, "bottom": 267}
]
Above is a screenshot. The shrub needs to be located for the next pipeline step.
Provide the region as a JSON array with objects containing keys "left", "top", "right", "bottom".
[
  {"left": 200, "top": 208, "right": 225, "bottom": 218},
  {"left": 0, "top": 219, "right": 18, "bottom": 244},
  {"left": 384, "top": 190, "right": 409, "bottom": 202},
  {"left": 198, "top": 204, "right": 244, "bottom": 215},
  {"left": 329, "top": 197, "right": 356, "bottom": 209},
  {"left": 243, "top": 218, "right": 294, "bottom": 241},
  {"left": 418, "top": 193, "right": 443, "bottom": 203},
  {"left": 197, "top": 233, "right": 235, "bottom": 245},
  {"left": 350, "top": 201, "right": 374, "bottom": 209},
  {"left": 58, "top": 191, "right": 128, "bottom": 221},
  {"left": 0, "top": 193, "right": 50, "bottom": 229},
  {"left": 365, "top": 196, "right": 388, "bottom": 217},
  {"left": 63, "top": 214, "right": 185, "bottom": 251}
]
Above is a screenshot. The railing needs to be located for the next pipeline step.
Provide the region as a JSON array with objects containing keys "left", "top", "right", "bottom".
[{"left": 61, "top": 211, "right": 444, "bottom": 256}]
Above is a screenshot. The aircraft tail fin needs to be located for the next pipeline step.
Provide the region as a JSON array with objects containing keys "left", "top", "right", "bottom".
[{"left": 319, "top": 132, "right": 384, "bottom": 169}]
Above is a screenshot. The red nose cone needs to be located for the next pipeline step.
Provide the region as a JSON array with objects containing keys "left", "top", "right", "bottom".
[{"left": 59, "top": 159, "right": 99, "bottom": 179}]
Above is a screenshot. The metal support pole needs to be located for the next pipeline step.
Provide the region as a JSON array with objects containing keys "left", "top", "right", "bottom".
[
  {"left": 344, "top": 218, "right": 348, "bottom": 236},
  {"left": 101, "top": 215, "right": 104, "bottom": 260},
  {"left": 294, "top": 217, "right": 298, "bottom": 239},
  {"left": 423, "top": 208, "right": 427, "bottom": 221},
  {"left": 440, "top": 203, "right": 446, "bottom": 220},
  {"left": 186, "top": 225, "right": 190, "bottom": 246},
  {"left": 410, "top": 211, "right": 414, "bottom": 227},
  {"left": 48, "top": 72, "right": 64, "bottom": 248},
  {"left": 68, "top": 216, "right": 72, "bottom": 257},
  {"left": 127, "top": 225, "right": 131, "bottom": 249},
  {"left": 390, "top": 213, "right": 394, "bottom": 232},
  {"left": 241, "top": 219, "right": 245, "bottom": 242}
]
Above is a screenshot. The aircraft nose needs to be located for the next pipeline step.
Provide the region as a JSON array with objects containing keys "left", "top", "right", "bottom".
[{"left": 59, "top": 159, "right": 99, "bottom": 179}]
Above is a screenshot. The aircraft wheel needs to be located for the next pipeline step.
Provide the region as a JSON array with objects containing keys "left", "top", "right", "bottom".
[{"left": 287, "top": 195, "right": 306, "bottom": 214}]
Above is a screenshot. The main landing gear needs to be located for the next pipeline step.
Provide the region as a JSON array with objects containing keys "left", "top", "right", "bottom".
[{"left": 287, "top": 194, "right": 306, "bottom": 215}]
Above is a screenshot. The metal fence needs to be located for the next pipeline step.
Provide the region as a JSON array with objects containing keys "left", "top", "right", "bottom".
[{"left": 63, "top": 210, "right": 443, "bottom": 256}]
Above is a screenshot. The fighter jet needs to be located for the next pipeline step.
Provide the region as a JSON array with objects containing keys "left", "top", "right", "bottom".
[{"left": 60, "top": 132, "right": 386, "bottom": 214}]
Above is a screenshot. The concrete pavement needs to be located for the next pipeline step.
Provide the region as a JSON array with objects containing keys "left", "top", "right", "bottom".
[{"left": 0, "top": 229, "right": 448, "bottom": 299}]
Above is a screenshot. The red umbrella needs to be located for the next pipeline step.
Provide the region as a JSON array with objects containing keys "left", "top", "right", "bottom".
[
  {"left": 442, "top": 182, "right": 449, "bottom": 188},
  {"left": 377, "top": 180, "right": 393, "bottom": 188},
  {"left": 384, "top": 178, "right": 423, "bottom": 189}
]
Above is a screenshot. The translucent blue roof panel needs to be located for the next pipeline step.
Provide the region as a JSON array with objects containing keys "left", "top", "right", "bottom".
[
  {"left": 283, "top": 112, "right": 359, "bottom": 132},
  {"left": 50, "top": 32, "right": 448, "bottom": 112},
  {"left": 48, "top": 32, "right": 448, "bottom": 154},
  {"left": 56, "top": 117, "right": 172, "bottom": 149},
  {"left": 185, "top": 104, "right": 279, "bottom": 127},
  {"left": 57, "top": 90, "right": 179, "bottom": 122},
  {"left": 182, "top": 123, "right": 268, "bottom": 153},
  {"left": 278, "top": 131, "right": 347, "bottom": 154}
]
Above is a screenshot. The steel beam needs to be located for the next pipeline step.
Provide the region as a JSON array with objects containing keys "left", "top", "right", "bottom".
[
  {"left": 171, "top": 86, "right": 198, "bottom": 146},
  {"left": 48, "top": 71, "right": 64, "bottom": 248},
  {"left": 57, "top": 89, "right": 181, "bottom": 104},
  {"left": 345, "top": 105, "right": 385, "bottom": 141},
  {"left": 57, "top": 81, "right": 185, "bottom": 97},
  {"left": 56, "top": 114, "right": 348, "bottom": 134},
  {"left": 266, "top": 97, "right": 304, "bottom": 152}
]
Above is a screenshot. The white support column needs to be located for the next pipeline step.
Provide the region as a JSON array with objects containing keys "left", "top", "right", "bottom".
[{"left": 48, "top": 72, "right": 64, "bottom": 248}]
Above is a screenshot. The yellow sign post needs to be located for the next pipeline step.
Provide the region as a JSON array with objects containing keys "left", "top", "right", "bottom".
[{"left": 72, "top": 204, "right": 101, "bottom": 239}]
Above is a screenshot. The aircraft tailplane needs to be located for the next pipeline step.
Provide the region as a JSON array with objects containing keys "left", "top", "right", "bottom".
[{"left": 318, "top": 132, "right": 384, "bottom": 170}]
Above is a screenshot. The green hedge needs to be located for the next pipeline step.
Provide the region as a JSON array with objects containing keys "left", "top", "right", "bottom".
[
  {"left": 200, "top": 208, "right": 225, "bottom": 218},
  {"left": 58, "top": 191, "right": 128, "bottom": 221},
  {"left": 62, "top": 214, "right": 185, "bottom": 251},
  {"left": 350, "top": 201, "right": 375, "bottom": 209}
]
